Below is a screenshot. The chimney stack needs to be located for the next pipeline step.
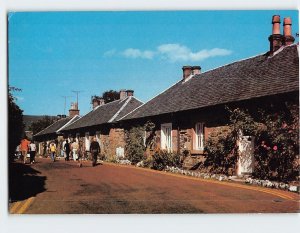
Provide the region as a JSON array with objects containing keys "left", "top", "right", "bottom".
[
  {"left": 99, "top": 97, "right": 105, "bottom": 106},
  {"left": 182, "top": 65, "right": 201, "bottom": 81},
  {"left": 92, "top": 97, "right": 100, "bottom": 109},
  {"left": 192, "top": 66, "right": 201, "bottom": 75},
  {"left": 69, "top": 102, "right": 80, "bottom": 117},
  {"left": 182, "top": 66, "right": 192, "bottom": 81},
  {"left": 283, "top": 17, "right": 295, "bottom": 46},
  {"left": 268, "top": 15, "right": 284, "bottom": 54},
  {"left": 120, "top": 89, "right": 127, "bottom": 99},
  {"left": 126, "top": 90, "right": 134, "bottom": 97}
]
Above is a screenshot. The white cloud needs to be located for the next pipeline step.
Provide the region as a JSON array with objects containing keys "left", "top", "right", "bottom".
[
  {"left": 157, "top": 44, "right": 232, "bottom": 62},
  {"left": 122, "top": 48, "right": 154, "bottom": 59},
  {"left": 104, "top": 44, "right": 232, "bottom": 62},
  {"left": 103, "top": 49, "right": 116, "bottom": 57}
]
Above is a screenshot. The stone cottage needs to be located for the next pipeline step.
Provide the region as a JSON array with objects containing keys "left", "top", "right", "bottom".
[
  {"left": 60, "top": 90, "right": 143, "bottom": 160},
  {"left": 120, "top": 15, "right": 299, "bottom": 175}
]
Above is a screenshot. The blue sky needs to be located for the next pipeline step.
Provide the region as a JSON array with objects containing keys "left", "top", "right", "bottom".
[{"left": 8, "top": 10, "right": 299, "bottom": 116}]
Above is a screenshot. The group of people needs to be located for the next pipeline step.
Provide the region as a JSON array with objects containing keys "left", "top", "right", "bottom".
[
  {"left": 18, "top": 137, "right": 37, "bottom": 164},
  {"left": 42, "top": 137, "right": 101, "bottom": 167},
  {"left": 17, "top": 137, "right": 100, "bottom": 167}
]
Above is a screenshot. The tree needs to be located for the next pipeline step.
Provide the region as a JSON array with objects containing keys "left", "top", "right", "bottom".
[
  {"left": 102, "top": 90, "right": 119, "bottom": 104},
  {"left": 8, "top": 87, "right": 24, "bottom": 162},
  {"left": 29, "top": 116, "right": 55, "bottom": 135}
]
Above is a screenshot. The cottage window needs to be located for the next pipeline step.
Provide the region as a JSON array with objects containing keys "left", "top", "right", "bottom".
[
  {"left": 85, "top": 132, "right": 90, "bottom": 151},
  {"left": 143, "top": 131, "right": 147, "bottom": 147},
  {"left": 194, "top": 122, "right": 204, "bottom": 150},
  {"left": 161, "top": 123, "right": 172, "bottom": 152}
]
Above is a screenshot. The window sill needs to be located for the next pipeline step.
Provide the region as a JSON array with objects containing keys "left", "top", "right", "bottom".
[{"left": 191, "top": 149, "right": 204, "bottom": 155}]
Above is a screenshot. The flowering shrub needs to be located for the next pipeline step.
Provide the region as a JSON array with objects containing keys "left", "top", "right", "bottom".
[
  {"left": 254, "top": 104, "right": 299, "bottom": 181},
  {"left": 205, "top": 103, "right": 299, "bottom": 181}
]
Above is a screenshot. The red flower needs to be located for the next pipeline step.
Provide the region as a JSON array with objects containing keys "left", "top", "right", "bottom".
[{"left": 273, "top": 145, "right": 278, "bottom": 151}]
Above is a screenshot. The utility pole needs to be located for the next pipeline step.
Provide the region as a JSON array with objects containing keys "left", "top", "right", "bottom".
[
  {"left": 61, "top": 96, "right": 72, "bottom": 115},
  {"left": 71, "top": 90, "right": 83, "bottom": 109}
]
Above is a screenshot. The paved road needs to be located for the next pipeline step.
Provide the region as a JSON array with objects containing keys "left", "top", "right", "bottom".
[{"left": 9, "top": 158, "right": 299, "bottom": 214}]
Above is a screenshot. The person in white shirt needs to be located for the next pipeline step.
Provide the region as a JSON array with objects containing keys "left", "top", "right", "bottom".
[{"left": 29, "top": 141, "right": 36, "bottom": 164}]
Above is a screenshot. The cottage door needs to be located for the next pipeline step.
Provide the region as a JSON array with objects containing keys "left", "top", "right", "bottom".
[{"left": 237, "top": 135, "right": 255, "bottom": 176}]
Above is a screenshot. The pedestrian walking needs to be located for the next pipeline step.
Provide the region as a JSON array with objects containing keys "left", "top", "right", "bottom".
[
  {"left": 20, "top": 137, "right": 30, "bottom": 164},
  {"left": 77, "top": 139, "right": 84, "bottom": 167},
  {"left": 64, "top": 139, "right": 71, "bottom": 161},
  {"left": 71, "top": 139, "right": 79, "bottom": 161},
  {"left": 29, "top": 141, "right": 36, "bottom": 164},
  {"left": 90, "top": 137, "right": 100, "bottom": 167},
  {"left": 49, "top": 141, "right": 56, "bottom": 162}
]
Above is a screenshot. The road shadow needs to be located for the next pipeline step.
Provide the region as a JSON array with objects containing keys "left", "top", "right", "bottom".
[{"left": 9, "top": 162, "right": 47, "bottom": 203}]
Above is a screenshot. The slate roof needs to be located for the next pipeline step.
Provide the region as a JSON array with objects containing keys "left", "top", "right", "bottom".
[
  {"left": 34, "top": 115, "right": 81, "bottom": 137},
  {"left": 62, "top": 96, "right": 143, "bottom": 131},
  {"left": 122, "top": 44, "right": 299, "bottom": 120}
]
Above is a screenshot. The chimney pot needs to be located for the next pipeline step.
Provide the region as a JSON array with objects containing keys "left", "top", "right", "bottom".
[
  {"left": 272, "top": 15, "right": 281, "bottom": 35},
  {"left": 269, "top": 15, "right": 284, "bottom": 54},
  {"left": 283, "top": 17, "right": 295, "bottom": 46}
]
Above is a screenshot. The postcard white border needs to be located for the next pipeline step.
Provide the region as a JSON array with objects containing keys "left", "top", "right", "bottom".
[{"left": 1, "top": 1, "right": 299, "bottom": 233}]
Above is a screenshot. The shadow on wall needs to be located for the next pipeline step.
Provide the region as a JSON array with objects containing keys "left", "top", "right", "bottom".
[{"left": 9, "top": 162, "right": 47, "bottom": 203}]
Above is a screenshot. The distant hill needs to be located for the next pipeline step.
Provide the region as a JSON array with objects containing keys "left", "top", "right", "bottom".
[{"left": 23, "top": 115, "right": 56, "bottom": 131}]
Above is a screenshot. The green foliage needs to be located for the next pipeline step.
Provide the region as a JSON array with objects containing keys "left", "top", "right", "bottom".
[
  {"left": 8, "top": 87, "right": 24, "bottom": 162},
  {"left": 152, "top": 150, "right": 181, "bottom": 171},
  {"left": 125, "top": 126, "right": 146, "bottom": 164},
  {"left": 29, "top": 116, "right": 55, "bottom": 135},
  {"left": 102, "top": 90, "right": 120, "bottom": 104},
  {"left": 204, "top": 128, "right": 237, "bottom": 175},
  {"left": 125, "top": 121, "right": 156, "bottom": 164}
]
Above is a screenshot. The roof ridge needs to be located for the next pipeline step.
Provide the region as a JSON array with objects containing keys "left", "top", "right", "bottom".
[
  {"left": 56, "top": 115, "right": 81, "bottom": 133},
  {"left": 108, "top": 96, "right": 133, "bottom": 123},
  {"left": 197, "top": 52, "right": 267, "bottom": 78},
  {"left": 92, "top": 97, "right": 123, "bottom": 112}
]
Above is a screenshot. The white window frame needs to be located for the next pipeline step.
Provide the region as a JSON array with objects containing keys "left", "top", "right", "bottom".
[
  {"left": 161, "top": 123, "right": 172, "bottom": 152},
  {"left": 85, "top": 132, "right": 90, "bottom": 151},
  {"left": 194, "top": 122, "right": 204, "bottom": 150}
]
